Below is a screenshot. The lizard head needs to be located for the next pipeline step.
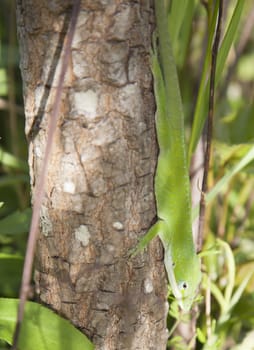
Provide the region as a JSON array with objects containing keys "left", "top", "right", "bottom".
[
  {"left": 166, "top": 253, "right": 202, "bottom": 312},
  {"left": 176, "top": 275, "right": 201, "bottom": 312}
]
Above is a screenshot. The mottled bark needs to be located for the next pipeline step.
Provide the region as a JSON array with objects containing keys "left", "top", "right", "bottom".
[{"left": 16, "top": 0, "right": 168, "bottom": 349}]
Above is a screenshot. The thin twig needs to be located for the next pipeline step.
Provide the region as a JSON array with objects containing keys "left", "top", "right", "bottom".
[
  {"left": 11, "top": 1, "right": 80, "bottom": 349},
  {"left": 198, "top": 0, "right": 223, "bottom": 252}
]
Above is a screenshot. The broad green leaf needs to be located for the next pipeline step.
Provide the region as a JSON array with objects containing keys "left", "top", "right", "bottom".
[
  {"left": 0, "top": 298, "right": 94, "bottom": 350},
  {"left": 0, "top": 208, "right": 31, "bottom": 235}
]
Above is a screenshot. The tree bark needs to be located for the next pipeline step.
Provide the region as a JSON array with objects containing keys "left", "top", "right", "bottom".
[{"left": 16, "top": 1, "right": 168, "bottom": 349}]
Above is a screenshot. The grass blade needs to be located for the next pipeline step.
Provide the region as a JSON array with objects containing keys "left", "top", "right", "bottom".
[
  {"left": 192, "top": 144, "right": 254, "bottom": 221},
  {"left": 188, "top": 0, "right": 245, "bottom": 161}
]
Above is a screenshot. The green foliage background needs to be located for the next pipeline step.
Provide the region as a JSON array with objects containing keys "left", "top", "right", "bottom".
[
  {"left": 0, "top": 0, "right": 30, "bottom": 299},
  {"left": 0, "top": 0, "right": 254, "bottom": 349},
  {"left": 167, "top": 1, "right": 254, "bottom": 349}
]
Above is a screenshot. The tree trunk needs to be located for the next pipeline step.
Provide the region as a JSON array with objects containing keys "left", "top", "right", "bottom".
[{"left": 16, "top": 1, "right": 168, "bottom": 349}]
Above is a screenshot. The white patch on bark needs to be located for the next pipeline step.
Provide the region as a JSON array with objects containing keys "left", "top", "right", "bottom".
[
  {"left": 106, "top": 244, "right": 115, "bottom": 252},
  {"left": 90, "top": 177, "right": 107, "bottom": 196},
  {"left": 73, "top": 90, "right": 98, "bottom": 119},
  {"left": 107, "top": 6, "right": 131, "bottom": 40},
  {"left": 96, "top": 302, "right": 110, "bottom": 311},
  {"left": 72, "top": 11, "right": 89, "bottom": 49},
  {"left": 40, "top": 205, "right": 52, "bottom": 236},
  {"left": 59, "top": 154, "right": 88, "bottom": 195},
  {"left": 34, "top": 145, "right": 43, "bottom": 158},
  {"left": 74, "top": 225, "right": 91, "bottom": 246},
  {"left": 63, "top": 181, "right": 76, "bottom": 194},
  {"left": 99, "top": 42, "right": 128, "bottom": 85},
  {"left": 116, "top": 84, "right": 142, "bottom": 119},
  {"left": 143, "top": 278, "right": 153, "bottom": 294},
  {"left": 91, "top": 118, "right": 117, "bottom": 146},
  {"left": 81, "top": 145, "right": 100, "bottom": 162},
  {"left": 34, "top": 85, "right": 46, "bottom": 113},
  {"left": 72, "top": 51, "right": 90, "bottom": 79},
  {"left": 112, "top": 221, "right": 124, "bottom": 230}
]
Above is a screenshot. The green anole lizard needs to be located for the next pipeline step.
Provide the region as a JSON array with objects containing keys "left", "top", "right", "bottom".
[{"left": 133, "top": 1, "right": 201, "bottom": 311}]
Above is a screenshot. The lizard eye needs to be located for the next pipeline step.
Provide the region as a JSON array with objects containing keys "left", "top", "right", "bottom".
[{"left": 179, "top": 281, "right": 188, "bottom": 290}]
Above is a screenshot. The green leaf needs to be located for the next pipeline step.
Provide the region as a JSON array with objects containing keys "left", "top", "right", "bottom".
[
  {"left": 215, "top": 0, "right": 245, "bottom": 82},
  {"left": 168, "top": 0, "right": 188, "bottom": 44},
  {"left": 187, "top": 0, "right": 220, "bottom": 162},
  {"left": 168, "top": 0, "right": 194, "bottom": 63},
  {"left": 0, "top": 68, "right": 8, "bottom": 96},
  {"left": 192, "top": 144, "right": 254, "bottom": 221},
  {"left": 210, "top": 280, "right": 225, "bottom": 313},
  {"left": 0, "top": 254, "right": 23, "bottom": 296},
  {"left": 207, "top": 144, "right": 254, "bottom": 203},
  {"left": 0, "top": 147, "right": 28, "bottom": 172},
  {"left": 0, "top": 208, "right": 31, "bottom": 235},
  {"left": 197, "top": 327, "right": 206, "bottom": 344},
  {"left": 0, "top": 174, "right": 29, "bottom": 187},
  {"left": 237, "top": 53, "right": 254, "bottom": 81},
  {"left": 216, "top": 239, "right": 235, "bottom": 308},
  {"left": 174, "top": 0, "right": 196, "bottom": 67},
  {"left": 0, "top": 298, "right": 94, "bottom": 350},
  {"left": 188, "top": 0, "right": 245, "bottom": 160},
  {"left": 228, "top": 271, "right": 254, "bottom": 313},
  {"left": 231, "top": 331, "right": 254, "bottom": 350}
]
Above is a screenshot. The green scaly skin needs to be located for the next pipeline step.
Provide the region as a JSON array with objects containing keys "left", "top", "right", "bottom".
[
  {"left": 131, "top": 1, "right": 201, "bottom": 311},
  {"left": 152, "top": 1, "right": 201, "bottom": 311}
]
